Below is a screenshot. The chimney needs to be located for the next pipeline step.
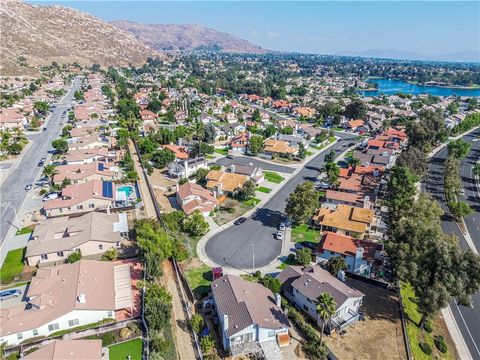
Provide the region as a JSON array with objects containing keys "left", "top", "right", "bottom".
[
  {"left": 337, "top": 269, "right": 346, "bottom": 282},
  {"left": 354, "top": 247, "right": 364, "bottom": 274},
  {"left": 275, "top": 293, "right": 281, "bottom": 307},
  {"left": 176, "top": 182, "right": 180, "bottom": 192},
  {"left": 77, "top": 293, "right": 86, "bottom": 304},
  {"left": 223, "top": 314, "right": 229, "bottom": 333},
  {"left": 230, "top": 164, "right": 235, "bottom": 173},
  {"left": 184, "top": 159, "right": 188, "bottom": 178}
]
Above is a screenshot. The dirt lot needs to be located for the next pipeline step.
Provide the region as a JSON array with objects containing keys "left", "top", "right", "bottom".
[
  {"left": 153, "top": 188, "right": 175, "bottom": 213},
  {"left": 325, "top": 278, "right": 408, "bottom": 360},
  {"left": 148, "top": 168, "right": 176, "bottom": 190},
  {"left": 214, "top": 198, "right": 253, "bottom": 225}
]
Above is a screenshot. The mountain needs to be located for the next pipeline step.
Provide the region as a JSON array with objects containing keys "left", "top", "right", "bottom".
[
  {"left": 111, "top": 20, "right": 266, "bottom": 53},
  {"left": 335, "top": 49, "right": 480, "bottom": 63},
  {"left": 0, "top": 0, "right": 158, "bottom": 72}
]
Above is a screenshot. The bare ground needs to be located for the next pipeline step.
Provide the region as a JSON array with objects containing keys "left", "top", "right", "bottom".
[{"left": 214, "top": 198, "right": 253, "bottom": 226}]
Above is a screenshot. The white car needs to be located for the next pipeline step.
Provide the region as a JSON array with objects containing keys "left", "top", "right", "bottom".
[
  {"left": 276, "top": 231, "right": 285, "bottom": 240},
  {"left": 279, "top": 222, "right": 286, "bottom": 231},
  {"left": 43, "top": 193, "right": 59, "bottom": 201}
]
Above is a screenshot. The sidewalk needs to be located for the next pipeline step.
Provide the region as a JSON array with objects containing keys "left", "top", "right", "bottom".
[{"left": 196, "top": 137, "right": 340, "bottom": 275}]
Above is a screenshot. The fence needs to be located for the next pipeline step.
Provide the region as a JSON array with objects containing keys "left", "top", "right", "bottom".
[{"left": 397, "top": 281, "right": 413, "bottom": 360}]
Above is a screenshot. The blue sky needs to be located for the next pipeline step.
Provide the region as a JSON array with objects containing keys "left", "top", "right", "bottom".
[{"left": 30, "top": 1, "right": 480, "bottom": 56}]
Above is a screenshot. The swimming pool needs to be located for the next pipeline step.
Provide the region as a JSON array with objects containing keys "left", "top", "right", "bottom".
[{"left": 117, "top": 186, "right": 133, "bottom": 197}]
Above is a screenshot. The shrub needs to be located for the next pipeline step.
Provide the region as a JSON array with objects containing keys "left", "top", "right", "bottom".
[
  {"left": 119, "top": 327, "right": 132, "bottom": 339},
  {"left": 434, "top": 335, "right": 448, "bottom": 353},
  {"left": 66, "top": 251, "right": 82, "bottom": 263},
  {"left": 100, "top": 332, "right": 115, "bottom": 347},
  {"left": 127, "top": 322, "right": 139, "bottom": 334},
  {"left": 424, "top": 320, "right": 433, "bottom": 333},
  {"left": 190, "top": 313, "right": 204, "bottom": 334},
  {"left": 101, "top": 247, "right": 118, "bottom": 261},
  {"left": 419, "top": 342, "right": 432, "bottom": 355}
]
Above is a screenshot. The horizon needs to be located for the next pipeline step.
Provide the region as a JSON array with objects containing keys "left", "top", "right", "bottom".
[{"left": 28, "top": 1, "right": 480, "bottom": 62}]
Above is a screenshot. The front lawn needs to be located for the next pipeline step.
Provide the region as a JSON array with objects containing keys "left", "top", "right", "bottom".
[
  {"left": 277, "top": 255, "right": 299, "bottom": 270},
  {"left": 291, "top": 224, "right": 321, "bottom": 244},
  {"left": 256, "top": 186, "right": 272, "bottom": 194},
  {"left": 15, "top": 226, "right": 34, "bottom": 236},
  {"left": 185, "top": 264, "right": 212, "bottom": 298},
  {"left": 214, "top": 147, "right": 229, "bottom": 156},
  {"left": 108, "top": 338, "right": 143, "bottom": 360},
  {"left": 242, "top": 197, "right": 261, "bottom": 206},
  {"left": 0, "top": 247, "right": 25, "bottom": 284},
  {"left": 264, "top": 171, "right": 284, "bottom": 184}
]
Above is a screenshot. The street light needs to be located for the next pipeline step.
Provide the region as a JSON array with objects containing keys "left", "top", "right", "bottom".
[{"left": 3, "top": 203, "right": 21, "bottom": 230}]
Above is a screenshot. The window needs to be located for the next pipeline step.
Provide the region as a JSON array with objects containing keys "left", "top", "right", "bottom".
[
  {"left": 268, "top": 330, "right": 275, "bottom": 338},
  {"left": 88, "top": 203, "right": 95, "bottom": 208},
  {"left": 57, "top": 251, "right": 64, "bottom": 257},
  {"left": 116, "top": 242, "right": 120, "bottom": 247},
  {"left": 68, "top": 319, "right": 79, "bottom": 327},
  {"left": 99, "top": 244, "right": 103, "bottom": 250},
  {"left": 59, "top": 208, "right": 63, "bottom": 213},
  {"left": 41, "top": 254, "right": 48, "bottom": 260},
  {"left": 77, "top": 205, "right": 83, "bottom": 210},
  {"left": 48, "top": 323, "right": 59, "bottom": 331},
  {"left": 17, "top": 333, "right": 23, "bottom": 340},
  {"left": 107, "top": 311, "right": 113, "bottom": 317},
  {"left": 32, "top": 329, "right": 38, "bottom": 336}
]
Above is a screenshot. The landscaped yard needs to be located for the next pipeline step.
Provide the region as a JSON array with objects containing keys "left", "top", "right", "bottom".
[
  {"left": 242, "top": 197, "right": 261, "bottom": 206},
  {"left": 184, "top": 262, "right": 212, "bottom": 298},
  {"left": 214, "top": 198, "right": 254, "bottom": 226},
  {"left": 277, "top": 255, "right": 299, "bottom": 270},
  {"left": 108, "top": 338, "right": 143, "bottom": 360},
  {"left": 263, "top": 171, "right": 284, "bottom": 184},
  {"left": 0, "top": 247, "right": 25, "bottom": 284},
  {"left": 214, "top": 147, "right": 229, "bottom": 156},
  {"left": 291, "top": 224, "right": 321, "bottom": 244},
  {"left": 256, "top": 186, "right": 272, "bottom": 194},
  {"left": 400, "top": 282, "right": 456, "bottom": 360},
  {"left": 15, "top": 226, "right": 34, "bottom": 236}
]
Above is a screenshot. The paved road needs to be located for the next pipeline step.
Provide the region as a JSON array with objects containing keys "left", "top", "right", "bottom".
[
  {"left": 215, "top": 156, "right": 296, "bottom": 174},
  {"left": 425, "top": 131, "right": 480, "bottom": 360},
  {"left": 0, "top": 77, "right": 81, "bottom": 245},
  {"left": 205, "top": 133, "right": 355, "bottom": 270}
]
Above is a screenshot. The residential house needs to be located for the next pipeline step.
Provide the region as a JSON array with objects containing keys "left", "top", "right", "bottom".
[
  {"left": 176, "top": 182, "right": 218, "bottom": 216},
  {"left": 225, "top": 163, "right": 264, "bottom": 184},
  {"left": 211, "top": 275, "right": 290, "bottom": 356},
  {"left": 205, "top": 170, "right": 248, "bottom": 196},
  {"left": 168, "top": 157, "right": 208, "bottom": 179},
  {"left": 68, "top": 134, "right": 116, "bottom": 151},
  {"left": 228, "top": 132, "right": 249, "bottom": 153},
  {"left": 23, "top": 340, "right": 103, "bottom": 360},
  {"left": 278, "top": 265, "right": 364, "bottom": 332},
  {"left": 346, "top": 119, "right": 365, "bottom": 132},
  {"left": 53, "top": 162, "right": 120, "bottom": 185},
  {"left": 313, "top": 204, "right": 374, "bottom": 238},
  {"left": 0, "top": 108, "right": 27, "bottom": 130},
  {"left": 0, "top": 260, "right": 133, "bottom": 346},
  {"left": 42, "top": 180, "right": 117, "bottom": 217},
  {"left": 294, "top": 107, "right": 317, "bottom": 118},
  {"left": 315, "top": 232, "right": 382, "bottom": 276},
  {"left": 161, "top": 144, "right": 189, "bottom": 160},
  {"left": 65, "top": 147, "right": 119, "bottom": 165},
  {"left": 277, "top": 134, "right": 307, "bottom": 148},
  {"left": 263, "top": 138, "right": 298, "bottom": 157},
  {"left": 25, "top": 212, "right": 128, "bottom": 266}
]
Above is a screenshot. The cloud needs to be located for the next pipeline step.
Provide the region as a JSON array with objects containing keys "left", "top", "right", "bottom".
[
  {"left": 266, "top": 31, "right": 280, "bottom": 39},
  {"left": 251, "top": 30, "right": 259, "bottom": 36}
]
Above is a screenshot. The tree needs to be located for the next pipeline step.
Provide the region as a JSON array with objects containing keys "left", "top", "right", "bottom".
[
  {"left": 296, "top": 248, "right": 312, "bottom": 266},
  {"left": 30, "top": 117, "right": 40, "bottom": 129},
  {"left": 324, "top": 150, "right": 336, "bottom": 164},
  {"left": 449, "top": 201, "right": 473, "bottom": 218},
  {"left": 248, "top": 135, "right": 264, "bottom": 155},
  {"left": 182, "top": 211, "right": 209, "bottom": 237},
  {"left": 344, "top": 99, "right": 367, "bottom": 119},
  {"left": 280, "top": 126, "right": 294, "bottom": 135},
  {"left": 151, "top": 149, "right": 175, "bottom": 168},
  {"left": 316, "top": 293, "right": 337, "bottom": 345},
  {"left": 190, "top": 313, "right": 204, "bottom": 334},
  {"left": 34, "top": 101, "right": 49, "bottom": 115},
  {"left": 145, "top": 283, "right": 172, "bottom": 331},
  {"left": 61, "top": 125, "right": 72, "bottom": 138},
  {"left": 237, "top": 180, "right": 256, "bottom": 201},
  {"left": 8, "top": 143, "right": 22, "bottom": 155},
  {"left": 326, "top": 256, "right": 347, "bottom": 276},
  {"left": 285, "top": 181, "right": 319, "bottom": 224},
  {"left": 200, "top": 334, "right": 216, "bottom": 355},
  {"left": 204, "top": 123, "right": 216, "bottom": 144},
  {"left": 190, "top": 142, "right": 214, "bottom": 158},
  {"left": 474, "top": 164, "right": 480, "bottom": 177},
  {"left": 252, "top": 108, "right": 261, "bottom": 122},
  {"left": 447, "top": 139, "right": 471, "bottom": 160},
  {"left": 260, "top": 274, "right": 281, "bottom": 294},
  {"left": 397, "top": 146, "right": 428, "bottom": 178},
  {"left": 66, "top": 251, "right": 82, "bottom": 263},
  {"left": 387, "top": 166, "right": 418, "bottom": 223},
  {"left": 73, "top": 90, "right": 84, "bottom": 101},
  {"left": 43, "top": 164, "right": 58, "bottom": 185},
  {"left": 298, "top": 143, "right": 307, "bottom": 160},
  {"left": 324, "top": 162, "right": 340, "bottom": 186},
  {"left": 138, "top": 138, "right": 157, "bottom": 155},
  {"left": 52, "top": 139, "right": 68, "bottom": 153},
  {"left": 61, "top": 177, "right": 71, "bottom": 188},
  {"left": 101, "top": 247, "right": 118, "bottom": 261},
  {"left": 303, "top": 340, "right": 328, "bottom": 360}
]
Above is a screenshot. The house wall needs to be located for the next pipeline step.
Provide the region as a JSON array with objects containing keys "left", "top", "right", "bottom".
[
  {"left": 66, "top": 156, "right": 105, "bottom": 165},
  {"left": 0, "top": 309, "right": 114, "bottom": 346},
  {"left": 44, "top": 199, "right": 112, "bottom": 218},
  {"left": 315, "top": 251, "right": 371, "bottom": 276},
  {"left": 55, "top": 173, "right": 116, "bottom": 185}
]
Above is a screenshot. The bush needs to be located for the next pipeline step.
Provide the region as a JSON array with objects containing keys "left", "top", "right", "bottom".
[
  {"left": 119, "top": 327, "right": 132, "bottom": 339},
  {"left": 419, "top": 342, "right": 432, "bottom": 355},
  {"left": 434, "top": 335, "right": 448, "bottom": 353},
  {"left": 66, "top": 251, "right": 82, "bottom": 263},
  {"left": 424, "top": 320, "right": 433, "bottom": 333},
  {"left": 100, "top": 332, "right": 115, "bottom": 347},
  {"left": 101, "top": 247, "right": 118, "bottom": 261}
]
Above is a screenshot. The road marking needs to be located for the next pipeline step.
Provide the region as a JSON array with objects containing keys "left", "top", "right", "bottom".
[{"left": 454, "top": 302, "right": 480, "bottom": 358}]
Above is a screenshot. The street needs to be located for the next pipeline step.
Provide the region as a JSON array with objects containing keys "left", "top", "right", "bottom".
[
  {"left": 0, "top": 77, "right": 82, "bottom": 247},
  {"left": 204, "top": 133, "right": 355, "bottom": 271},
  {"left": 215, "top": 155, "right": 296, "bottom": 174},
  {"left": 425, "top": 129, "right": 480, "bottom": 360}
]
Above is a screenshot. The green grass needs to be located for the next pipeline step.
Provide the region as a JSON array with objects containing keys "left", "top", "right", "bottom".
[
  {"left": 305, "top": 151, "right": 314, "bottom": 156},
  {"left": 205, "top": 155, "right": 215, "bottom": 160},
  {"left": 108, "top": 338, "right": 143, "bottom": 360},
  {"left": 242, "top": 197, "right": 261, "bottom": 206},
  {"left": 49, "top": 319, "right": 115, "bottom": 337},
  {"left": 0, "top": 281, "right": 29, "bottom": 290},
  {"left": 214, "top": 147, "right": 229, "bottom": 156},
  {"left": 291, "top": 224, "right": 321, "bottom": 244},
  {"left": 277, "top": 256, "right": 299, "bottom": 270},
  {"left": 185, "top": 264, "right": 212, "bottom": 298},
  {"left": 15, "top": 226, "right": 33, "bottom": 236},
  {"left": 264, "top": 171, "right": 284, "bottom": 184},
  {"left": 332, "top": 127, "right": 344, "bottom": 131},
  {"left": 0, "top": 248, "right": 25, "bottom": 284},
  {"left": 256, "top": 186, "right": 272, "bottom": 194}
]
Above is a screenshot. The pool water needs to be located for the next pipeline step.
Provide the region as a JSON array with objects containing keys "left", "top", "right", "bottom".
[{"left": 117, "top": 186, "right": 133, "bottom": 197}]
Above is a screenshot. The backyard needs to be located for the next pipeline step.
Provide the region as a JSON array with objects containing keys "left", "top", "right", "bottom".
[
  {"left": 291, "top": 224, "right": 321, "bottom": 244},
  {"left": 183, "top": 260, "right": 212, "bottom": 298},
  {"left": 108, "top": 338, "right": 143, "bottom": 360},
  {"left": 263, "top": 171, "right": 285, "bottom": 184},
  {"left": 0, "top": 247, "right": 25, "bottom": 284}
]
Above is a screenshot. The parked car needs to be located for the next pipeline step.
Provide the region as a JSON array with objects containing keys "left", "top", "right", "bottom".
[
  {"left": 37, "top": 161, "right": 44, "bottom": 167},
  {"left": 279, "top": 222, "right": 286, "bottom": 231},
  {"left": 0, "top": 289, "right": 21, "bottom": 302},
  {"left": 43, "top": 192, "right": 60, "bottom": 201},
  {"left": 234, "top": 217, "right": 247, "bottom": 225},
  {"left": 226, "top": 154, "right": 234, "bottom": 159},
  {"left": 297, "top": 241, "right": 316, "bottom": 250},
  {"left": 25, "top": 184, "right": 32, "bottom": 190},
  {"left": 276, "top": 231, "right": 284, "bottom": 240},
  {"left": 42, "top": 128, "right": 47, "bottom": 132},
  {"left": 315, "top": 181, "right": 330, "bottom": 190},
  {"left": 202, "top": 298, "right": 215, "bottom": 308}
]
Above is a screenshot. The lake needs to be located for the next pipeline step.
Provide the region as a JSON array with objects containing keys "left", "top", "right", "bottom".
[{"left": 359, "top": 78, "right": 480, "bottom": 97}]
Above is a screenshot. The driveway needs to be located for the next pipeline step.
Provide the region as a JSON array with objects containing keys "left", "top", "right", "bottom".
[
  {"left": 0, "top": 77, "right": 81, "bottom": 248},
  {"left": 204, "top": 133, "right": 355, "bottom": 270}
]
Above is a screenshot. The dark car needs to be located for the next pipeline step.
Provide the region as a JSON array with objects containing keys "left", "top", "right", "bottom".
[
  {"left": 25, "top": 184, "right": 32, "bottom": 190},
  {"left": 297, "top": 241, "right": 317, "bottom": 251},
  {"left": 234, "top": 217, "right": 247, "bottom": 225},
  {"left": 42, "top": 128, "right": 47, "bottom": 132},
  {"left": 37, "top": 161, "right": 44, "bottom": 167},
  {"left": 0, "top": 289, "right": 21, "bottom": 301}
]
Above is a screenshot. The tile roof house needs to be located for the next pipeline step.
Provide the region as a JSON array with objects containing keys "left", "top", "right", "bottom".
[
  {"left": 205, "top": 170, "right": 248, "bottom": 196},
  {"left": 68, "top": 135, "right": 117, "bottom": 151},
  {"left": 263, "top": 138, "right": 298, "bottom": 157},
  {"left": 161, "top": 144, "right": 189, "bottom": 160},
  {"left": 0, "top": 260, "right": 133, "bottom": 346},
  {"left": 278, "top": 265, "right": 364, "bottom": 331},
  {"left": 52, "top": 162, "right": 119, "bottom": 185},
  {"left": 65, "top": 147, "right": 119, "bottom": 165},
  {"left": 168, "top": 157, "right": 208, "bottom": 179},
  {"left": 23, "top": 340, "right": 103, "bottom": 360},
  {"left": 225, "top": 163, "right": 264, "bottom": 184},
  {"left": 346, "top": 119, "right": 365, "bottom": 131},
  {"left": 315, "top": 232, "right": 383, "bottom": 276},
  {"left": 228, "top": 132, "right": 249, "bottom": 153},
  {"left": 0, "top": 108, "right": 27, "bottom": 130},
  {"left": 26, "top": 212, "right": 128, "bottom": 266},
  {"left": 211, "top": 275, "right": 290, "bottom": 356},
  {"left": 42, "top": 180, "right": 117, "bottom": 218},
  {"left": 313, "top": 204, "right": 375, "bottom": 238},
  {"left": 176, "top": 182, "right": 218, "bottom": 216}
]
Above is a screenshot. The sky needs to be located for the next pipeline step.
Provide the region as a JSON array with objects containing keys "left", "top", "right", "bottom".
[{"left": 30, "top": 1, "right": 480, "bottom": 57}]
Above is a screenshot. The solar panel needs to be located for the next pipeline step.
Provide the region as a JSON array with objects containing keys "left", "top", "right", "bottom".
[
  {"left": 102, "top": 180, "right": 113, "bottom": 198},
  {"left": 99, "top": 163, "right": 104, "bottom": 171}
]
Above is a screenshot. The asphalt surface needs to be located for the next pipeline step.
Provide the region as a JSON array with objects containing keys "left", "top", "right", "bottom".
[
  {"left": 425, "top": 130, "right": 480, "bottom": 360},
  {"left": 205, "top": 133, "right": 355, "bottom": 271},
  {"left": 215, "top": 156, "right": 296, "bottom": 174},
  {"left": 0, "top": 77, "right": 81, "bottom": 245}
]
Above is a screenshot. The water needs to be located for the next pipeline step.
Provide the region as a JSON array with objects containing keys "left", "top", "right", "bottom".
[
  {"left": 359, "top": 78, "right": 480, "bottom": 97},
  {"left": 117, "top": 186, "right": 133, "bottom": 197}
]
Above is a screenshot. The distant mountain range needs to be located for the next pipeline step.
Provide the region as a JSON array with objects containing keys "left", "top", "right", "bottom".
[
  {"left": 336, "top": 49, "right": 480, "bottom": 63},
  {"left": 111, "top": 20, "right": 266, "bottom": 53}
]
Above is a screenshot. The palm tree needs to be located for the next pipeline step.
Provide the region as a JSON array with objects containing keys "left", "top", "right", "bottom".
[
  {"left": 348, "top": 157, "right": 361, "bottom": 167},
  {"left": 316, "top": 292, "right": 337, "bottom": 345},
  {"left": 43, "top": 164, "right": 58, "bottom": 186}
]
